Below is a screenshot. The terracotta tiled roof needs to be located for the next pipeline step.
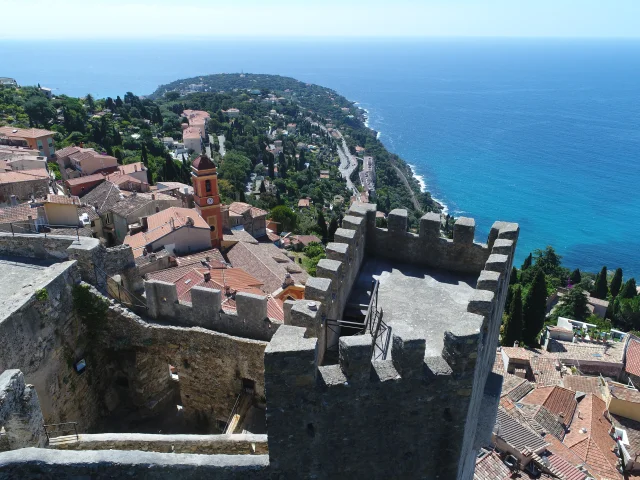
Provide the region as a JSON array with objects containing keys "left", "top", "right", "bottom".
[
  {"left": 610, "top": 414, "right": 640, "bottom": 463},
  {"left": 501, "top": 347, "right": 549, "bottom": 362},
  {"left": 0, "top": 204, "right": 37, "bottom": 224},
  {"left": 536, "top": 447, "right": 587, "bottom": 480},
  {"left": 294, "top": 235, "right": 321, "bottom": 246},
  {"left": 563, "top": 376, "right": 604, "bottom": 400},
  {"left": 192, "top": 154, "right": 215, "bottom": 170},
  {"left": 175, "top": 248, "right": 226, "bottom": 268},
  {"left": 78, "top": 206, "right": 99, "bottom": 221},
  {"left": 521, "top": 386, "right": 577, "bottom": 427},
  {"left": 55, "top": 145, "right": 82, "bottom": 159},
  {"left": 183, "top": 126, "right": 202, "bottom": 140},
  {"left": 0, "top": 168, "right": 49, "bottom": 184},
  {"left": 109, "top": 192, "right": 176, "bottom": 218},
  {"left": 149, "top": 265, "right": 283, "bottom": 321},
  {"left": 227, "top": 241, "right": 307, "bottom": 295},
  {"left": 564, "top": 394, "right": 622, "bottom": 479},
  {"left": 608, "top": 383, "right": 640, "bottom": 403},
  {"left": 228, "top": 202, "right": 252, "bottom": 215},
  {"left": 547, "top": 338, "right": 625, "bottom": 364},
  {"left": 531, "top": 356, "right": 563, "bottom": 387},
  {"left": 473, "top": 451, "right": 511, "bottom": 480},
  {"left": 0, "top": 126, "right": 54, "bottom": 139},
  {"left": 46, "top": 194, "right": 80, "bottom": 205},
  {"left": 625, "top": 336, "right": 640, "bottom": 377},
  {"left": 117, "top": 162, "right": 146, "bottom": 176},
  {"left": 65, "top": 173, "right": 105, "bottom": 186},
  {"left": 125, "top": 208, "right": 208, "bottom": 257},
  {"left": 297, "top": 198, "right": 310, "bottom": 208}
]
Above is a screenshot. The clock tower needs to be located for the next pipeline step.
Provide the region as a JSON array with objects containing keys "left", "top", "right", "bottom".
[{"left": 191, "top": 154, "right": 224, "bottom": 248}]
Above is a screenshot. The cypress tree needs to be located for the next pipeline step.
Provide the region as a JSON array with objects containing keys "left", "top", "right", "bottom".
[
  {"left": 502, "top": 285, "right": 523, "bottom": 347},
  {"left": 593, "top": 266, "right": 608, "bottom": 299},
  {"left": 141, "top": 143, "right": 148, "bottom": 166},
  {"left": 522, "top": 253, "right": 532, "bottom": 270},
  {"left": 522, "top": 269, "right": 547, "bottom": 346},
  {"left": 328, "top": 217, "right": 339, "bottom": 242},
  {"left": 509, "top": 267, "right": 518, "bottom": 285},
  {"left": 569, "top": 268, "right": 581, "bottom": 285},
  {"left": 620, "top": 279, "right": 638, "bottom": 299},
  {"left": 317, "top": 211, "right": 328, "bottom": 243},
  {"left": 259, "top": 180, "right": 266, "bottom": 194},
  {"left": 610, "top": 268, "right": 623, "bottom": 298}
]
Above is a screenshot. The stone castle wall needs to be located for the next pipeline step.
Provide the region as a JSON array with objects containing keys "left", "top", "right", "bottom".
[
  {"left": 145, "top": 280, "right": 281, "bottom": 342},
  {"left": 269, "top": 204, "right": 519, "bottom": 480}
]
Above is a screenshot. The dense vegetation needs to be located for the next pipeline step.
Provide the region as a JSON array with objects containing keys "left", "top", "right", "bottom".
[{"left": 501, "top": 245, "right": 638, "bottom": 346}]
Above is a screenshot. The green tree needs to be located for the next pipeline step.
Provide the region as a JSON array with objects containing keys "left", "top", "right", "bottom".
[
  {"left": 569, "top": 269, "right": 581, "bottom": 285},
  {"left": 593, "top": 266, "right": 608, "bottom": 299},
  {"left": 218, "top": 151, "right": 251, "bottom": 193},
  {"left": 141, "top": 143, "right": 149, "bottom": 166},
  {"left": 521, "top": 253, "right": 532, "bottom": 270},
  {"left": 298, "top": 150, "right": 306, "bottom": 171},
  {"left": 84, "top": 93, "right": 95, "bottom": 113},
  {"left": 502, "top": 286, "right": 523, "bottom": 347},
  {"left": 610, "top": 268, "right": 623, "bottom": 298},
  {"left": 522, "top": 269, "right": 547, "bottom": 346},
  {"left": 555, "top": 286, "right": 590, "bottom": 321},
  {"left": 509, "top": 267, "right": 518, "bottom": 285},
  {"left": 533, "top": 246, "right": 563, "bottom": 277},
  {"left": 269, "top": 205, "right": 298, "bottom": 233},
  {"left": 317, "top": 211, "right": 328, "bottom": 243},
  {"left": 259, "top": 180, "right": 266, "bottom": 194},
  {"left": 24, "top": 95, "right": 55, "bottom": 127},
  {"left": 620, "top": 279, "right": 638, "bottom": 299},
  {"left": 328, "top": 217, "right": 339, "bottom": 242}
]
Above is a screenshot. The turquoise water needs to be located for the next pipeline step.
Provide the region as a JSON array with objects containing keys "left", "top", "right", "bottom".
[{"left": 3, "top": 38, "right": 640, "bottom": 276}]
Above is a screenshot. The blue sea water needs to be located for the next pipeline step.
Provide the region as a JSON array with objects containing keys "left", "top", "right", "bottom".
[{"left": 3, "top": 38, "right": 640, "bottom": 277}]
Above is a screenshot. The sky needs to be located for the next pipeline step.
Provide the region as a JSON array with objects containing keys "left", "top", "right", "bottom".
[{"left": 1, "top": 0, "right": 639, "bottom": 40}]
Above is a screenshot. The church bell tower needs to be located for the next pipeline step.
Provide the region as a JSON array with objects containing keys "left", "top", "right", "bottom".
[{"left": 191, "top": 154, "right": 223, "bottom": 248}]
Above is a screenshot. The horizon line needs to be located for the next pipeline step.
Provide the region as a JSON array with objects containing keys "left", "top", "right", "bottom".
[{"left": 3, "top": 35, "right": 640, "bottom": 41}]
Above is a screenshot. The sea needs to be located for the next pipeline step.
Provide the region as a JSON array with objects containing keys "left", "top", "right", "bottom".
[{"left": 3, "top": 38, "right": 640, "bottom": 277}]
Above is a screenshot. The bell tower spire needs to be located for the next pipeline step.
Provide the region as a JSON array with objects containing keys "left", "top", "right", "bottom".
[{"left": 191, "top": 154, "right": 223, "bottom": 248}]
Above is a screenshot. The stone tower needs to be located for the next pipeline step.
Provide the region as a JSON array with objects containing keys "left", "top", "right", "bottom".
[{"left": 191, "top": 154, "right": 223, "bottom": 248}]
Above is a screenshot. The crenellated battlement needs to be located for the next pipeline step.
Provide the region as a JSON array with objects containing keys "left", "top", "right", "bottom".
[
  {"left": 144, "top": 280, "right": 280, "bottom": 341},
  {"left": 268, "top": 204, "right": 520, "bottom": 480}
]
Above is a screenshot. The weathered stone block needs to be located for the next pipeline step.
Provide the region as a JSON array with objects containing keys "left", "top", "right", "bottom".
[
  {"left": 316, "top": 259, "right": 342, "bottom": 280},
  {"left": 333, "top": 228, "right": 356, "bottom": 246},
  {"left": 391, "top": 325, "right": 426, "bottom": 379},
  {"left": 467, "top": 290, "right": 495, "bottom": 317},
  {"left": 339, "top": 334, "right": 372, "bottom": 383},
  {"left": 190, "top": 286, "right": 221, "bottom": 328},
  {"left": 387, "top": 209, "right": 408, "bottom": 233},
  {"left": 326, "top": 242, "right": 349, "bottom": 262},
  {"left": 236, "top": 292, "right": 268, "bottom": 322},
  {"left": 476, "top": 270, "right": 501, "bottom": 293},
  {"left": 491, "top": 239, "right": 514, "bottom": 256},
  {"left": 485, "top": 254, "right": 509, "bottom": 273},
  {"left": 304, "top": 277, "right": 331, "bottom": 302},
  {"left": 453, "top": 217, "right": 475, "bottom": 244},
  {"left": 264, "top": 326, "right": 316, "bottom": 376},
  {"left": 419, "top": 212, "right": 441, "bottom": 239}
]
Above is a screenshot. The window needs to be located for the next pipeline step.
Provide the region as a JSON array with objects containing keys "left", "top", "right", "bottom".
[{"left": 205, "top": 180, "right": 211, "bottom": 193}]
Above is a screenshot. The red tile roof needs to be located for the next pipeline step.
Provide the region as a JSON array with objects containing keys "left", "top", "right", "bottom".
[
  {"left": 192, "top": 154, "right": 215, "bottom": 170},
  {"left": 65, "top": 173, "right": 106, "bottom": 186},
  {"left": 563, "top": 376, "right": 604, "bottom": 400},
  {"left": 106, "top": 173, "right": 146, "bottom": 187},
  {"left": 563, "top": 394, "right": 622, "bottom": 479},
  {"left": 0, "top": 168, "right": 49, "bottom": 184},
  {"left": 183, "top": 126, "right": 202, "bottom": 140},
  {"left": 46, "top": 194, "right": 80, "bottom": 205},
  {"left": 625, "top": 336, "right": 640, "bottom": 378},
  {"left": 608, "top": 383, "right": 640, "bottom": 403},
  {"left": 521, "top": 386, "right": 577, "bottom": 427},
  {"left": 531, "top": 356, "right": 563, "bottom": 387},
  {"left": 0, "top": 126, "right": 54, "bottom": 139},
  {"left": 117, "top": 162, "right": 146, "bottom": 176},
  {"left": 473, "top": 451, "right": 511, "bottom": 480},
  {"left": 0, "top": 204, "right": 37, "bottom": 224},
  {"left": 297, "top": 198, "right": 310, "bottom": 208},
  {"left": 537, "top": 439, "right": 588, "bottom": 480}
]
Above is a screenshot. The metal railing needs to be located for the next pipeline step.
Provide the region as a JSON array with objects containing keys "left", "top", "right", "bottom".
[
  {"left": 324, "top": 279, "right": 390, "bottom": 361},
  {"left": 1, "top": 220, "right": 85, "bottom": 241},
  {"left": 43, "top": 422, "right": 79, "bottom": 442}
]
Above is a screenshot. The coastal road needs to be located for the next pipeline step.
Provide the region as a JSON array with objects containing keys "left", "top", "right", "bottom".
[
  {"left": 309, "top": 118, "right": 358, "bottom": 196},
  {"left": 391, "top": 164, "right": 421, "bottom": 211}
]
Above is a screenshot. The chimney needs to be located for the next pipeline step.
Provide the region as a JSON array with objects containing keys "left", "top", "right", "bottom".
[
  {"left": 10, "top": 195, "right": 17, "bottom": 206},
  {"left": 151, "top": 193, "right": 155, "bottom": 200},
  {"left": 203, "top": 271, "right": 211, "bottom": 282},
  {"left": 141, "top": 216, "right": 149, "bottom": 230},
  {"left": 283, "top": 273, "right": 294, "bottom": 287},
  {"left": 134, "top": 165, "right": 138, "bottom": 172}
]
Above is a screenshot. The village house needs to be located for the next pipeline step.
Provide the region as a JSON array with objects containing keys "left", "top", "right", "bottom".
[
  {"left": 54, "top": 145, "right": 118, "bottom": 180},
  {"left": 222, "top": 202, "right": 267, "bottom": 239},
  {"left": 0, "top": 169, "right": 49, "bottom": 205},
  {"left": 226, "top": 240, "right": 308, "bottom": 298},
  {"left": 0, "top": 202, "right": 40, "bottom": 233},
  {"left": 40, "top": 194, "right": 81, "bottom": 227},
  {"left": 182, "top": 109, "right": 210, "bottom": 139},
  {"left": 182, "top": 126, "right": 203, "bottom": 154},
  {"left": 64, "top": 174, "right": 106, "bottom": 196},
  {"left": 124, "top": 207, "right": 211, "bottom": 258},
  {"left": 116, "top": 162, "right": 149, "bottom": 183},
  {"left": 0, "top": 126, "right": 56, "bottom": 158},
  {"left": 297, "top": 197, "right": 311, "bottom": 209},
  {"left": 286, "top": 123, "right": 297, "bottom": 133},
  {"left": 105, "top": 172, "right": 149, "bottom": 193},
  {"left": 156, "top": 181, "right": 194, "bottom": 208}
]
